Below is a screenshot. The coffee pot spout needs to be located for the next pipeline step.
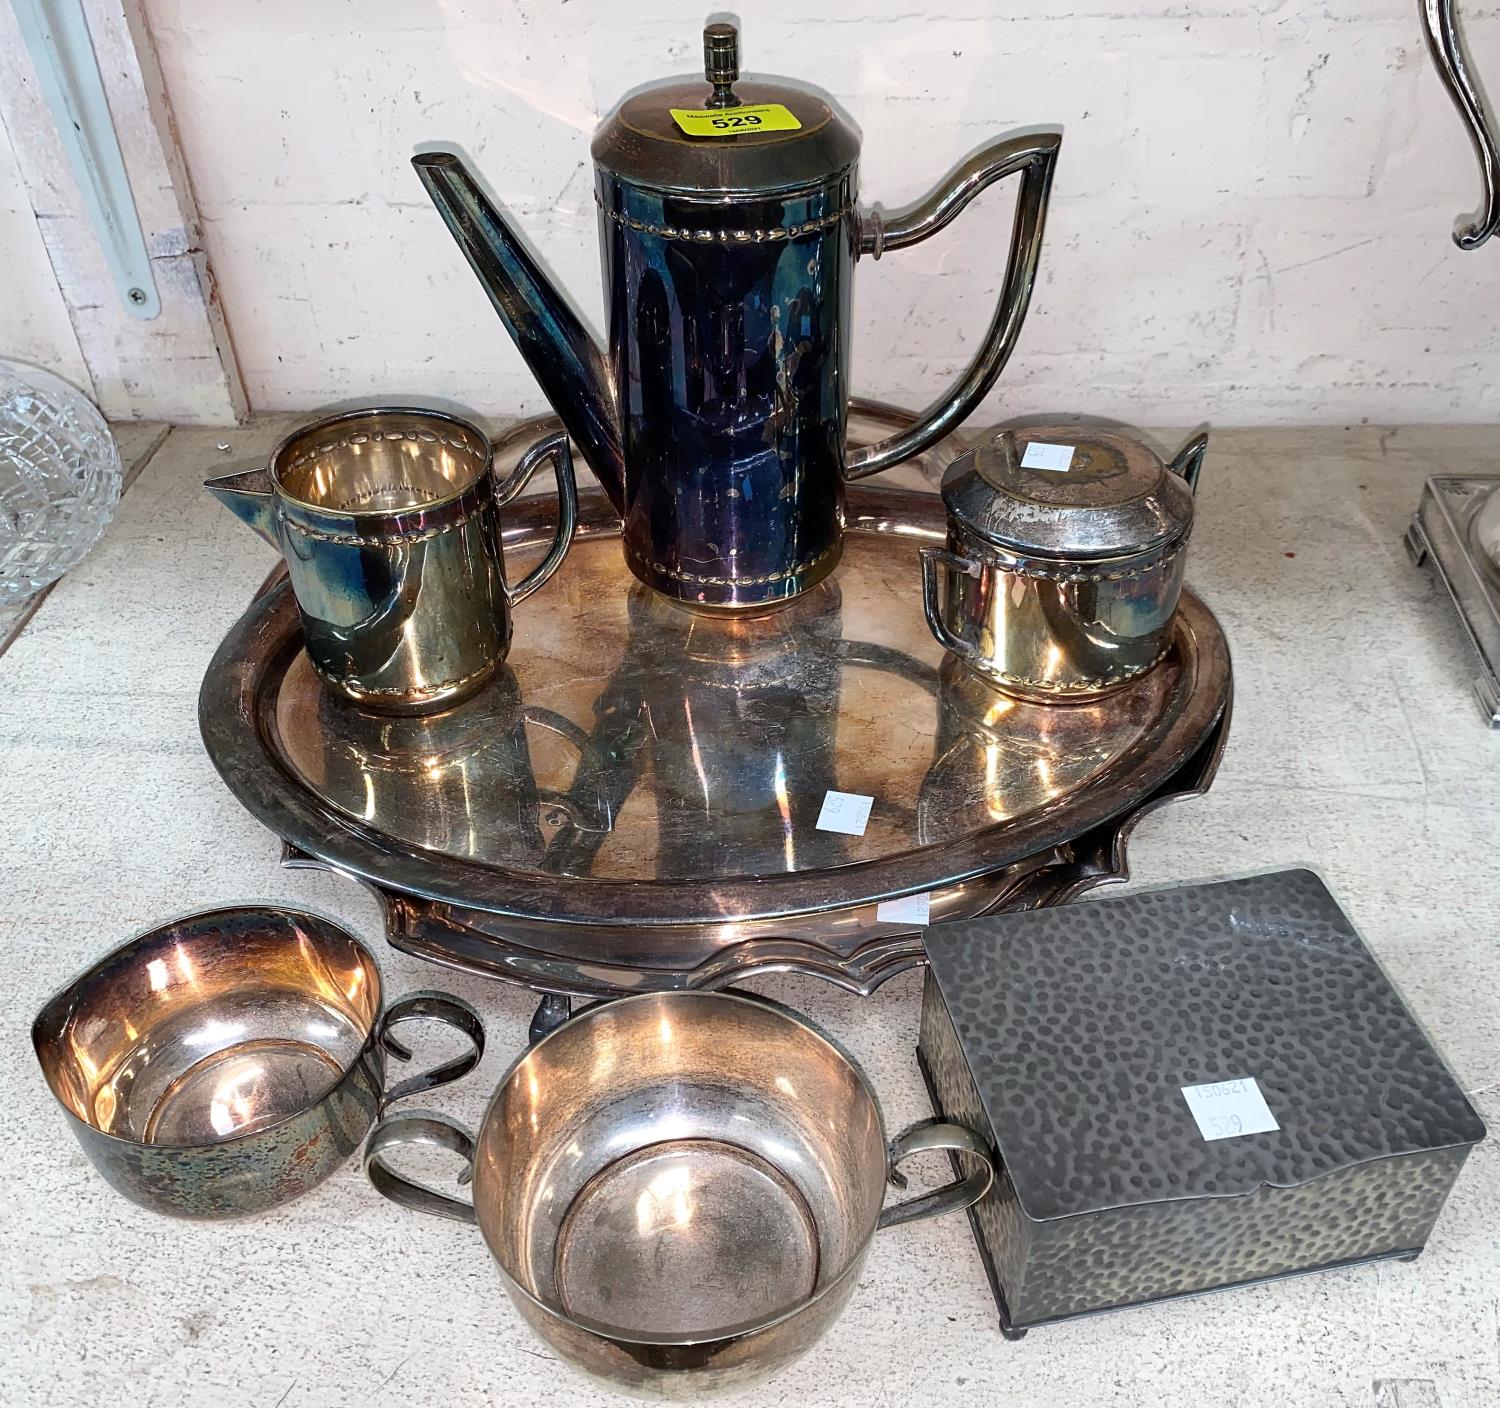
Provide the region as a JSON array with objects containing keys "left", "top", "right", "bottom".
[
  {"left": 412, "top": 151, "right": 626, "bottom": 515},
  {"left": 205, "top": 468, "right": 278, "bottom": 547}
]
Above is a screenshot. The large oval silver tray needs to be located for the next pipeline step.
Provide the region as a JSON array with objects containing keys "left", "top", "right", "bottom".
[{"left": 200, "top": 408, "right": 1232, "bottom": 997}]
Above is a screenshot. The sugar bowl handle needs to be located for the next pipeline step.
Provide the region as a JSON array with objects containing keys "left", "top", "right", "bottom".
[
  {"left": 364, "top": 1110, "right": 480, "bottom": 1224},
  {"left": 845, "top": 129, "right": 1062, "bottom": 481},
  {"left": 491, "top": 430, "right": 579, "bottom": 606},
  {"left": 920, "top": 546, "right": 982, "bottom": 661},
  {"left": 877, "top": 1120, "right": 995, "bottom": 1229}
]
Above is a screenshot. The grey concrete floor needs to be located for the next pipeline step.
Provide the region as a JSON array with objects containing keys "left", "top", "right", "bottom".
[
  {"left": 2, "top": 420, "right": 1497, "bottom": 1408},
  {"left": 0, "top": 421, "right": 169, "bottom": 655}
]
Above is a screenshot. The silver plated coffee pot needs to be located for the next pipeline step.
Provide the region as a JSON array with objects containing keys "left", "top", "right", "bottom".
[{"left": 416, "top": 21, "right": 1061, "bottom": 610}]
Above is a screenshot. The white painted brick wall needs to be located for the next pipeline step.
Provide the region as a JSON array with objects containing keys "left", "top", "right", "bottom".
[
  {"left": 134, "top": 0, "right": 1500, "bottom": 424},
  {"left": 0, "top": 116, "right": 88, "bottom": 389},
  {"left": 0, "top": 0, "right": 244, "bottom": 422}
]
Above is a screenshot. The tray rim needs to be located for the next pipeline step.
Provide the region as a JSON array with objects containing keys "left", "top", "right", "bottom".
[
  {"left": 369, "top": 709, "right": 1230, "bottom": 1000},
  {"left": 199, "top": 486, "right": 1233, "bottom": 929}
]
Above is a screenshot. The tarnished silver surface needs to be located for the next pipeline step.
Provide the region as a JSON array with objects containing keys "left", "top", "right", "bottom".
[
  {"left": 31, "top": 908, "right": 483, "bottom": 1218},
  {"left": 199, "top": 428, "right": 1232, "bottom": 996},
  {"left": 206, "top": 408, "right": 577, "bottom": 713},
  {"left": 922, "top": 426, "right": 1205, "bottom": 701},
  {"left": 1406, "top": 475, "right": 1500, "bottom": 726},
  {"left": 1420, "top": 0, "right": 1500, "bottom": 250},
  {"left": 364, "top": 991, "right": 993, "bottom": 1398}
]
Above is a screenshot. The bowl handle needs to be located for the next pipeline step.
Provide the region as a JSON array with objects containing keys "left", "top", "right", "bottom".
[
  {"left": 364, "top": 1111, "right": 480, "bottom": 1225},
  {"left": 877, "top": 1120, "right": 995, "bottom": 1230},
  {"left": 377, "top": 992, "right": 486, "bottom": 1106}
]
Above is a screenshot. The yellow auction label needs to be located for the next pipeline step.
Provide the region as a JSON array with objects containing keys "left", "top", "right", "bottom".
[{"left": 669, "top": 103, "right": 802, "bottom": 138}]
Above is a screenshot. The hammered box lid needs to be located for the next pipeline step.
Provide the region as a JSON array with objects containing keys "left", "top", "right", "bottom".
[
  {"left": 939, "top": 424, "right": 1194, "bottom": 560},
  {"left": 924, "top": 869, "right": 1485, "bottom": 1222}
]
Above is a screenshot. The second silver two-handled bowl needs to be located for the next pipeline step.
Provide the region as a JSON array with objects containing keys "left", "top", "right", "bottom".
[{"left": 365, "top": 991, "right": 994, "bottom": 1399}]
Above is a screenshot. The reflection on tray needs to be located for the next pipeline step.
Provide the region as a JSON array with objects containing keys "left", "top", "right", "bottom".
[{"left": 277, "top": 531, "right": 1174, "bottom": 883}]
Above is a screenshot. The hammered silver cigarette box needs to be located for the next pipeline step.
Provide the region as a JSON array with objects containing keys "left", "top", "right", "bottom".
[{"left": 918, "top": 869, "right": 1485, "bottom": 1335}]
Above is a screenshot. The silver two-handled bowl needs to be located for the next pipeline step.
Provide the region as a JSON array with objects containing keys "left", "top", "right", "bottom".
[
  {"left": 366, "top": 991, "right": 993, "bottom": 1399},
  {"left": 33, "top": 907, "right": 483, "bottom": 1218}
]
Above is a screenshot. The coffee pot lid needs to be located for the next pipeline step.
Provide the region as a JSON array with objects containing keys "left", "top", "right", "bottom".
[
  {"left": 939, "top": 424, "right": 1196, "bottom": 560},
  {"left": 592, "top": 22, "right": 860, "bottom": 196}
]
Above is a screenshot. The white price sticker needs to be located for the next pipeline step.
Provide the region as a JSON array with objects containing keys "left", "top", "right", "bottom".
[
  {"left": 816, "top": 790, "right": 874, "bottom": 836},
  {"left": 1020, "top": 441, "right": 1075, "bottom": 472},
  {"left": 876, "top": 892, "right": 931, "bottom": 926},
  {"left": 1181, "top": 1077, "right": 1280, "bottom": 1142}
]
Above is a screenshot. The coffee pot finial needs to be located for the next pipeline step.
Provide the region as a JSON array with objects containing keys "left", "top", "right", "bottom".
[{"left": 703, "top": 21, "right": 740, "bottom": 108}]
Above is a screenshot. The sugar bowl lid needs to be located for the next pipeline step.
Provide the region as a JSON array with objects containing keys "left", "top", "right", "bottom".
[
  {"left": 591, "top": 22, "right": 860, "bottom": 196},
  {"left": 939, "top": 424, "right": 1197, "bottom": 560}
]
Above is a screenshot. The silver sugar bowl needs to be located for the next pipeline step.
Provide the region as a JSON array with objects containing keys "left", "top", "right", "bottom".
[{"left": 921, "top": 424, "right": 1207, "bottom": 700}]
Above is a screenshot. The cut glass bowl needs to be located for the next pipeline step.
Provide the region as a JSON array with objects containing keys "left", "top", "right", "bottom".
[{"left": 0, "top": 361, "right": 121, "bottom": 604}]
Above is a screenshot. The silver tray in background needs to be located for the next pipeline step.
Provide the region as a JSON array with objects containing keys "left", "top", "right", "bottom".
[
  {"left": 1407, "top": 474, "right": 1500, "bottom": 727},
  {"left": 200, "top": 405, "right": 1233, "bottom": 998}
]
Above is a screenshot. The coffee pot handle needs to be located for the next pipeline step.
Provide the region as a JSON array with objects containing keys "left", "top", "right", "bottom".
[
  {"left": 491, "top": 430, "right": 580, "bottom": 606},
  {"left": 844, "top": 129, "right": 1062, "bottom": 481}
]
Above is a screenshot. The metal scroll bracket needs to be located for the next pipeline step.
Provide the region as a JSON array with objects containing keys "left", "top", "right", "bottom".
[
  {"left": 1421, "top": 0, "right": 1500, "bottom": 250},
  {"left": 10, "top": 0, "right": 162, "bottom": 315}
]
